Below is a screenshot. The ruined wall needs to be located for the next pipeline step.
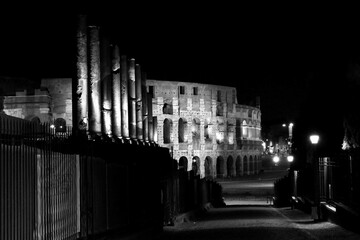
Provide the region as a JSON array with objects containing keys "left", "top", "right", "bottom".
[
  {"left": 3, "top": 89, "right": 52, "bottom": 123},
  {"left": 41, "top": 78, "right": 73, "bottom": 126}
]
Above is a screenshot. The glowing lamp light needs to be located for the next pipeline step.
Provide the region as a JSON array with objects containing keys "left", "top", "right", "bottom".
[
  {"left": 273, "top": 155, "right": 280, "bottom": 163},
  {"left": 50, "top": 124, "right": 55, "bottom": 129},
  {"left": 309, "top": 135, "right": 320, "bottom": 145},
  {"left": 287, "top": 155, "right": 294, "bottom": 162}
]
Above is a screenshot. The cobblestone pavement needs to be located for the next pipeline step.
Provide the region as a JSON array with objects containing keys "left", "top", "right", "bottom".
[{"left": 155, "top": 205, "right": 360, "bottom": 240}]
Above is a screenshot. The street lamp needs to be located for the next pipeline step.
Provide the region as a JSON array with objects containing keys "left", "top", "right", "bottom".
[
  {"left": 310, "top": 134, "right": 320, "bottom": 145},
  {"left": 273, "top": 155, "right": 280, "bottom": 165},
  {"left": 309, "top": 134, "right": 320, "bottom": 221}
]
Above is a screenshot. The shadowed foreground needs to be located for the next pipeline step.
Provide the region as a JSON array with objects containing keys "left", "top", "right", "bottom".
[{"left": 155, "top": 205, "right": 360, "bottom": 240}]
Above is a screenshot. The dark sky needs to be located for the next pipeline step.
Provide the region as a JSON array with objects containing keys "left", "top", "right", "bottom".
[{"left": 1, "top": 5, "right": 360, "bottom": 148}]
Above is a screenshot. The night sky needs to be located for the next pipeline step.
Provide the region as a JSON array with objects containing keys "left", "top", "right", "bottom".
[{"left": 1, "top": 5, "right": 360, "bottom": 151}]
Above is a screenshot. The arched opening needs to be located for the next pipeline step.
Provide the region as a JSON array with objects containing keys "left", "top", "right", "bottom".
[
  {"left": 236, "top": 156, "right": 242, "bottom": 176},
  {"left": 241, "top": 120, "right": 248, "bottom": 139},
  {"left": 254, "top": 155, "right": 258, "bottom": 174},
  {"left": 25, "top": 115, "right": 41, "bottom": 124},
  {"left": 204, "top": 119, "right": 212, "bottom": 140},
  {"left": 243, "top": 156, "right": 248, "bottom": 175},
  {"left": 216, "top": 156, "right": 225, "bottom": 178},
  {"left": 178, "top": 157, "right": 188, "bottom": 172},
  {"left": 162, "top": 103, "right": 173, "bottom": 114},
  {"left": 54, "top": 118, "right": 66, "bottom": 132},
  {"left": 192, "top": 156, "right": 200, "bottom": 175},
  {"left": 249, "top": 155, "right": 253, "bottom": 174},
  {"left": 227, "top": 156, "right": 234, "bottom": 177},
  {"left": 163, "top": 118, "right": 172, "bottom": 144},
  {"left": 178, "top": 118, "right": 187, "bottom": 143},
  {"left": 236, "top": 119, "right": 241, "bottom": 148},
  {"left": 205, "top": 156, "right": 213, "bottom": 179},
  {"left": 192, "top": 118, "right": 201, "bottom": 150}
]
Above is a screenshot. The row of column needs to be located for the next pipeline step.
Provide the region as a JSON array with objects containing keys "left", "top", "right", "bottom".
[{"left": 74, "top": 15, "right": 156, "bottom": 144}]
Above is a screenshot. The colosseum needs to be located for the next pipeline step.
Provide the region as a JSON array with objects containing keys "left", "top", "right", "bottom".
[{"left": 147, "top": 80, "right": 263, "bottom": 179}]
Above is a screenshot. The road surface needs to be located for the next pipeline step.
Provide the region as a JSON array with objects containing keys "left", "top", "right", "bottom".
[
  {"left": 217, "top": 169, "right": 288, "bottom": 205},
  {"left": 154, "top": 169, "right": 360, "bottom": 240},
  {"left": 156, "top": 205, "right": 360, "bottom": 240}
]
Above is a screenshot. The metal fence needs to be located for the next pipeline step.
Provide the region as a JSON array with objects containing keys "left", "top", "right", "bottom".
[
  {"left": 1, "top": 113, "right": 225, "bottom": 239},
  {"left": 318, "top": 157, "right": 335, "bottom": 201},
  {"left": 161, "top": 168, "right": 224, "bottom": 225},
  {"left": 287, "top": 150, "right": 360, "bottom": 216},
  {"left": 0, "top": 114, "right": 79, "bottom": 240}
]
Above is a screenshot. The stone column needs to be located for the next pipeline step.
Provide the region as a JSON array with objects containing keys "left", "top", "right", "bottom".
[
  {"left": 135, "top": 64, "right": 143, "bottom": 141},
  {"left": 128, "top": 58, "right": 137, "bottom": 140},
  {"left": 121, "top": 55, "right": 129, "bottom": 139},
  {"left": 88, "top": 26, "right": 102, "bottom": 136},
  {"left": 100, "top": 36, "right": 112, "bottom": 136},
  {"left": 148, "top": 93, "right": 154, "bottom": 142},
  {"left": 142, "top": 72, "right": 149, "bottom": 142},
  {"left": 153, "top": 116, "right": 158, "bottom": 144},
  {"left": 111, "top": 45, "right": 122, "bottom": 138},
  {"left": 75, "top": 15, "right": 88, "bottom": 132}
]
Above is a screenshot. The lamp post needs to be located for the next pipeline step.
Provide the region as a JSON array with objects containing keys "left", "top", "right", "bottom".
[
  {"left": 309, "top": 134, "right": 320, "bottom": 221},
  {"left": 282, "top": 122, "right": 294, "bottom": 167}
]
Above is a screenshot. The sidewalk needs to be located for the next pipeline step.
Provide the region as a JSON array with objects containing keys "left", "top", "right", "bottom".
[{"left": 276, "top": 206, "right": 360, "bottom": 240}]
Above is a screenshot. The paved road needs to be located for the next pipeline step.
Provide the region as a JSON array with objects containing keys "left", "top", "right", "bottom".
[
  {"left": 156, "top": 205, "right": 360, "bottom": 240},
  {"left": 217, "top": 169, "right": 288, "bottom": 205},
  {"left": 154, "top": 169, "right": 360, "bottom": 240}
]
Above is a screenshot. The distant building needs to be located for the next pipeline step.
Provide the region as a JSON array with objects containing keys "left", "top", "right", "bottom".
[
  {"left": 1, "top": 77, "right": 72, "bottom": 130},
  {"left": 147, "top": 80, "right": 263, "bottom": 178}
]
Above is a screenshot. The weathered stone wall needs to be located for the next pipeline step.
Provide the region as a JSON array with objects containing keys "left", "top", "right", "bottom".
[
  {"left": 3, "top": 78, "right": 72, "bottom": 126},
  {"left": 3, "top": 89, "right": 52, "bottom": 123},
  {"left": 41, "top": 78, "right": 73, "bottom": 126},
  {"left": 146, "top": 79, "right": 263, "bottom": 178}
]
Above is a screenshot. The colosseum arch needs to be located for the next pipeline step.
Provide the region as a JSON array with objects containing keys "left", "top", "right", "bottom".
[
  {"left": 192, "top": 118, "right": 201, "bottom": 150},
  {"left": 249, "top": 155, "right": 253, "bottom": 174},
  {"left": 243, "top": 155, "right": 249, "bottom": 175},
  {"left": 204, "top": 119, "right": 211, "bottom": 140},
  {"left": 178, "top": 156, "right": 188, "bottom": 172},
  {"left": 205, "top": 156, "right": 213, "bottom": 179},
  {"left": 25, "top": 115, "right": 41, "bottom": 124},
  {"left": 235, "top": 156, "right": 242, "bottom": 176},
  {"left": 254, "top": 155, "right": 258, "bottom": 174},
  {"left": 162, "top": 102, "right": 173, "bottom": 114},
  {"left": 216, "top": 156, "right": 225, "bottom": 178},
  {"left": 241, "top": 120, "right": 248, "bottom": 139},
  {"left": 178, "top": 118, "right": 187, "bottom": 143},
  {"left": 227, "top": 156, "right": 235, "bottom": 177},
  {"left": 163, "top": 118, "right": 173, "bottom": 144},
  {"left": 192, "top": 156, "right": 200, "bottom": 175}
]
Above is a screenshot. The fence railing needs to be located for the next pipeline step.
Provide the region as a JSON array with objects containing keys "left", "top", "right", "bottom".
[
  {"left": 283, "top": 149, "right": 360, "bottom": 216},
  {"left": 0, "top": 114, "right": 79, "bottom": 240},
  {"left": 161, "top": 168, "right": 224, "bottom": 225},
  {"left": 1, "top": 113, "right": 225, "bottom": 239}
]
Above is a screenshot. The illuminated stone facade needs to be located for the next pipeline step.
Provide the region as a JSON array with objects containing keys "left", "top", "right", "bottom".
[
  {"left": 2, "top": 78, "right": 72, "bottom": 128},
  {"left": 147, "top": 80, "right": 263, "bottom": 178},
  {"left": 3, "top": 88, "right": 52, "bottom": 123}
]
